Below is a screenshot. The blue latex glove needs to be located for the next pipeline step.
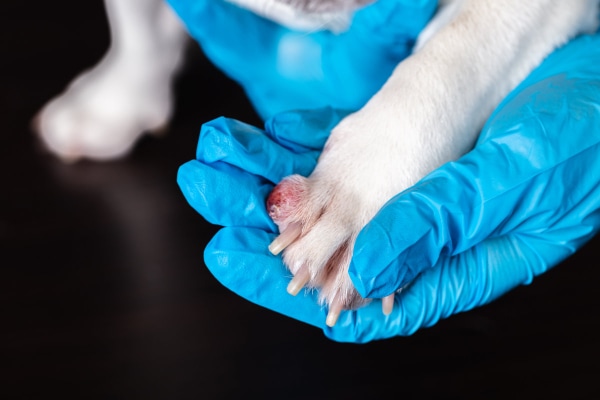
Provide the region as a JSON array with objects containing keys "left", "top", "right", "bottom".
[
  {"left": 166, "top": 0, "right": 438, "bottom": 119},
  {"left": 178, "top": 33, "right": 600, "bottom": 343}
]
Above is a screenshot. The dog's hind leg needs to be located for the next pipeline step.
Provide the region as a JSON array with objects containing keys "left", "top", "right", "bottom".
[{"left": 34, "top": 0, "right": 188, "bottom": 161}]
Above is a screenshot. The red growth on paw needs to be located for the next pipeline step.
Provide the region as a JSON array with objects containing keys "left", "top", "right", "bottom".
[{"left": 266, "top": 175, "right": 306, "bottom": 225}]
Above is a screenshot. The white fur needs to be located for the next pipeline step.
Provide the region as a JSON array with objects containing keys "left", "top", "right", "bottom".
[{"left": 35, "top": 1, "right": 599, "bottom": 309}]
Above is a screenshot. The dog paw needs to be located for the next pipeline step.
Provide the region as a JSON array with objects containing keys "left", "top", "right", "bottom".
[
  {"left": 266, "top": 115, "right": 407, "bottom": 326},
  {"left": 34, "top": 56, "right": 173, "bottom": 162}
]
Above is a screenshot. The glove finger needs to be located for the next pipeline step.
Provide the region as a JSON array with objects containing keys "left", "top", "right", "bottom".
[
  {"left": 177, "top": 160, "right": 276, "bottom": 230},
  {"left": 204, "top": 226, "right": 329, "bottom": 329},
  {"left": 196, "top": 116, "right": 319, "bottom": 183},
  {"left": 350, "top": 34, "right": 600, "bottom": 299}
]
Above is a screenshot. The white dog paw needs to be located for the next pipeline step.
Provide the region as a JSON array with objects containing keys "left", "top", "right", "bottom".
[
  {"left": 267, "top": 174, "right": 368, "bottom": 326},
  {"left": 266, "top": 114, "right": 412, "bottom": 326},
  {"left": 34, "top": 56, "right": 173, "bottom": 162}
]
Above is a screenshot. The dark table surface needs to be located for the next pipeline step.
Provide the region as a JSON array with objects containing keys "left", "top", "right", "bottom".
[{"left": 3, "top": 1, "right": 599, "bottom": 399}]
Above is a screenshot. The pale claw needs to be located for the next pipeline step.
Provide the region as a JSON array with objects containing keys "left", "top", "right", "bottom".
[
  {"left": 287, "top": 264, "right": 311, "bottom": 296},
  {"left": 268, "top": 222, "right": 302, "bottom": 255},
  {"left": 325, "top": 295, "right": 344, "bottom": 328},
  {"left": 382, "top": 294, "right": 395, "bottom": 315}
]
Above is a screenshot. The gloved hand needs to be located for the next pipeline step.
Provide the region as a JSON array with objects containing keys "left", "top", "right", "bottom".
[
  {"left": 166, "top": 0, "right": 438, "bottom": 119},
  {"left": 178, "top": 33, "right": 600, "bottom": 343}
]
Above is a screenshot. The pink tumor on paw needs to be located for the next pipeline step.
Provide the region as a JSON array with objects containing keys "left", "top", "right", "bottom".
[
  {"left": 266, "top": 175, "right": 307, "bottom": 256},
  {"left": 266, "top": 175, "right": 306, "bottom": 226}
]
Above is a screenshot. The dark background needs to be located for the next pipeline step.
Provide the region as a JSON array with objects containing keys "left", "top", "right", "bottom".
[{"left": 2, "top": 1, "right": 599, "bottom": 399}]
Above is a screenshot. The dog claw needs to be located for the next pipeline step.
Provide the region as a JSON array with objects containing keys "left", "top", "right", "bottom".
[
  {"left": 269, "top": 222, "right": 302, "bottom": 255},
  {"left": 287, "top": 264, "right": 311, "bottom": 296},
  {"left": 382, "top": 294, "right": 395, "bottom": 315},
  {"left": 326, "top": 295, "right": 344, "bottom": 327}
]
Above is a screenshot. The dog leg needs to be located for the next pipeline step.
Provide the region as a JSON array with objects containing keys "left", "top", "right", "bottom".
[
  {"left": 34, "top": 0, "right": 187, "bottom": 161},
  {"left": 268, "top": 0, "right": 599, "bottom": 326}
]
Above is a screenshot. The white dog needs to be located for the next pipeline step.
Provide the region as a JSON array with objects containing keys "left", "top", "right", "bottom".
[{"left": 35, "top": 0, "right": 600, "bottom": 326}]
